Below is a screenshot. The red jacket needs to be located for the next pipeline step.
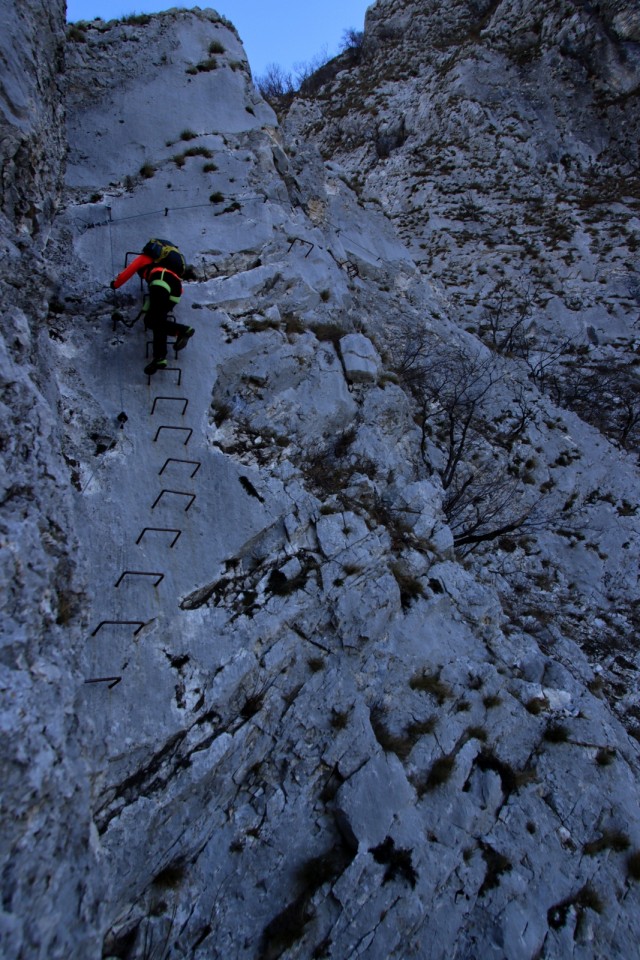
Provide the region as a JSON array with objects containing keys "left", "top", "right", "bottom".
[{"left": 111, "top": 254, "right": 154, "bottom": 289}]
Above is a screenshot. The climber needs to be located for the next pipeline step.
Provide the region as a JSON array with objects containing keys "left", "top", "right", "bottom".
[{"left": 110, "top": 238, "right": 195, "bottom": 376}]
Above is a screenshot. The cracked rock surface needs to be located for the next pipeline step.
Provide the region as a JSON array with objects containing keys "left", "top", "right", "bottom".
[{"left": 1, "top": 2, "right": 640, "bottom": 958}]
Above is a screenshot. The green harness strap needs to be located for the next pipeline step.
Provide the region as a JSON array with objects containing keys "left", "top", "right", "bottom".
[{"left": 149, "top": 268, "right": 181, "bottom": 304}]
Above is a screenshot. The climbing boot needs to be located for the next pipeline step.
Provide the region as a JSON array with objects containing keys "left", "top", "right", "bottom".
[
  {"left": 174, "top": 327, "right": 194, "bottom": 353},
  {"left": 144, "top": 358, "right": 167, "bottom": 376}
]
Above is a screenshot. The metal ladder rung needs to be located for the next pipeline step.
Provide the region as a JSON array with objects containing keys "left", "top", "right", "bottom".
[
  {"left": 136, "top": 527, "right": 182, "bottom": 548},
  {"left": 151, "top": 489, "right": 196, "bottom": 512},
  {"left": 153, "top": 426, "right": 192, "bottom": 445},
  {"left": 159, "top": 458, "right": 201, "bottom": 478},
  {"left": 84, "top": 676, "right": 122, "bottom": 689},
  {"left": 90, "top": 620, "right": 147, "bottom": 637},
  {"left": 114, "top": 570, "right": 165, "bottom": 588}
]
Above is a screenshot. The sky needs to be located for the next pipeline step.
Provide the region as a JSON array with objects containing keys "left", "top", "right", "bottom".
[{"left": 66, "top": 1, "right": 373, "bottom": 80}]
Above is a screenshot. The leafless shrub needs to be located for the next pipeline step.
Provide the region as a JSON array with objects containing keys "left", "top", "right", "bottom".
[
  {"left": 547, "top": 358, "right": 640, "bottom": 450},
  {"left": 583, "top": 829, "right": 630, "bottom": 856},
  {"left": 340, "top": 28, "right": 365, "bottom": 53},
  {"left": 521, "top": 331, "right": 578, "bottom": 386},
  {"left": 413, "top": 343, "right": 501, "bottom": 490},
  {"left": 415, "top": 753, "right": 456, "bottom": 794},
  {"left": 444, "top": 460, "right": 546, "bottom": 554},
  {"left": 477, "top": 280, "right": 537, "bottom": 354},
  {"left": 473, "top": 280, "right": 581, "bottom": 388},
  {"left": 385, "top": 323, "right": 556, "bottom": 554},
  {"left": 295, "top": 47, "right": 334, "bottom": 94},
  {"left": 256, "top": 63, "right": 295, "bottom": 102},
  {"left": 385, "top": 315, "right": 432, "bottom": 390},
  {"left": 494, "top": 382, "right": 538, "bottom": 448},
  {"left": 409, "top": 669, "right": 453, "bottom": 703}
]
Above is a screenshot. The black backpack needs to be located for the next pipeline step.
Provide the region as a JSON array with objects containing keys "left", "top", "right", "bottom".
[{"left": 142, "top": 238, "right": 186, "bottom": 278}]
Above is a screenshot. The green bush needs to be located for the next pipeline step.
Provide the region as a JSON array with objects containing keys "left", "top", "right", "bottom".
[
  {"left": 184, "top": 146, "right": 213, "bottom": 158},
  {"left": 195, "top": 58, "right": 218, "bottom": 72},
  {"left": 121, "top": 13, "right": 151, "bottom": 26},
  {"left": 67, "top": 24, "right": 87, "bottom": 42}
]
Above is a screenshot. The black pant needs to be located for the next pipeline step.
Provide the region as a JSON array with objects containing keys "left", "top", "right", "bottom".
[{"left": 146, "top": 312, "right": 190, "bottom": 361}]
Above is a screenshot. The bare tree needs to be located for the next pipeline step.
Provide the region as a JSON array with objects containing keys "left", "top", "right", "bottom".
[
  {"left": 444, "top": 463, "right": 544, "bottom": 556},
  {"left": 386, "top": 315, "right": 432, "bottom": 389},
  {"left": 494, "top": 382, "right": 538, "bottom": 448},
  {"left": 478, "top": 280, "right": 537, "bottom": 354},
  {"left": 340, "top": 28, "right": 364, "bottom": 53},
  {"left": 386, "top": 323, "right": 548, "bottom": 553},
  {"left": 522, "top": 332, "right": 577, "bottom": 387},
  {"left": 548, "top": 358, "right": 640, "bottom": 450},
  {"left": 340, "top": 28, "right": 365, "bottom": 64},
  {"left": 414, "top": 344, "right": 501, "bottom": 491},
  {"left": 256, "top": 63, "right": 294, "bottom": 102}
]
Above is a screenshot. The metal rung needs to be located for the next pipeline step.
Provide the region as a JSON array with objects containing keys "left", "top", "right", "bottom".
[
  {"left": 91, "top": 620, "right": 147, "bottom": 637},
  {"left": 136, "top": 527, "right": 182, "bottom": 548},
  {"left": 153, "top": 426, "right": 192, "bottom": 445},
  {"left": 151, "top": 489, "right": 196, "bottom": 512},
  {"left": 84, "top": 676, "right": 122, "bottom": 689},
  {"left": 149, "top": 327, "right": 178, "bottom": 360},
  {"left": 287, "top": 237, "right": 315, "bottom": 258},
  {"left": 146, "top": 366, "right": 182, "bottom": 386},
  {"left": 115, "top": 570, "right": 165, "bottom": 588},
  {"left": 329, "top": 250, "right": 359, "bottom": 278},
  {"left": 151, "top": 396, "right": 188, "bottom": 416},
  {"left": 146, "top": 332, "right": 177, "bottom": 357},
  {"left": 344, "top": 260, "right": 359, "bottom": 278},
  {"left": 159, "top": 458, "right": 201, "bottom": 478}
]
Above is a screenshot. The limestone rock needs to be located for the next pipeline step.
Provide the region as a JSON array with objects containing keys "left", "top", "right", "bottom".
[
  {"left": 0, "top": 0, "right": 66, "bottom": 233},
  {"left": 339, "top": 332, "right": 381, "bottom": 382},
  {"left": 1, "top": 2, "right": 640, "bottom": 958}
]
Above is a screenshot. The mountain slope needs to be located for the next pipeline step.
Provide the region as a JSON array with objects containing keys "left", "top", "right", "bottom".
[
  {"left": 1, "top": 3, "right": 640, "bottom": 959},
  {"left": 284, "top": 0, "right": 640, "bottom": 726}
]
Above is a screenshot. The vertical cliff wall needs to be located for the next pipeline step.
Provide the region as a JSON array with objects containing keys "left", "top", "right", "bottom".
[
  {"left": 0, "top": 2, "right": 103, "bottom": 958},
  {"left": 2, "top": 3, "right": 640, "bottom": 959},
  {"left": 0, "top": 0, "right": 66, "bottom": 234}
]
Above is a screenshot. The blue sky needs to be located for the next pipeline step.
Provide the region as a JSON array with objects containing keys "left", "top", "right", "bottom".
[{"left": 66, "top": 1, "right": 373, "bottom": 79}]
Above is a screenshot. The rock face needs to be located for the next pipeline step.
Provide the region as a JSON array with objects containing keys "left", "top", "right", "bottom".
[
  {"left": 339, "top": 333, "right": 381, "bottom": 382},
  {"left": 284, "top": 0, "right": 640, "bottom": 733},
  {"left": 1, "top": 2, "right": 640, "bottom": 959},
  {"left": 0, "top": 0, "right": 66, "bottom": 234},
  {"left": 0, "top": 3, "right": 102, "bottom": 959}
]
